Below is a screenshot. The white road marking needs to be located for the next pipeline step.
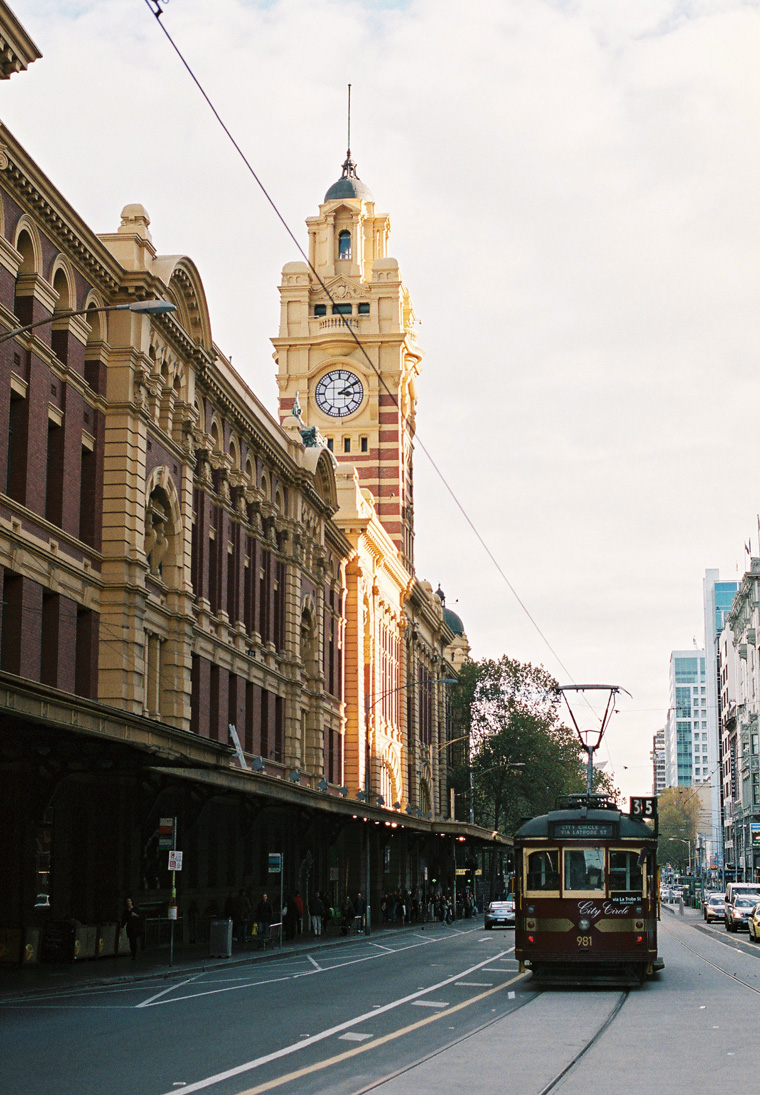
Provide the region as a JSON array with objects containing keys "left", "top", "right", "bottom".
[
  {"left": 138, "top": 978, "right": 197, "bottom": 1008},
  {"left": 411, "top": 1000, "right": 448, "bottom": 1008},
  {"left": 455, "top": 981, "right": 492, "bottom": 987},
  {"left": 306, "top": 955, "right": 322, "bottom": 971},
  {"left": 154, "top": 949, "right": 512, "bottom": 1093},
  {"left": 339, "top": 1032, "right": 373, "bottom": 1041}
]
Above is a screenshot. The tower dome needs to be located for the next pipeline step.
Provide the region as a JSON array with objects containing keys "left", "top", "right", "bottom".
[
  {"left": 324, "top": 154, "right": 373, "bottom": 203},
  {"left": 434, "top": 585, "right": 465, "bottom": 637}
]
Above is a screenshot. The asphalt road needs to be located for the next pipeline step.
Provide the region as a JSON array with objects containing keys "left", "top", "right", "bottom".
[{"left": 4, "top": 911, "right": 760, "bottom": 1095}]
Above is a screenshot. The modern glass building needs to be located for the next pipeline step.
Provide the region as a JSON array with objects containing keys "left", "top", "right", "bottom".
[{"left": 666, "top": 651, "right": 707, "bottom": 787}]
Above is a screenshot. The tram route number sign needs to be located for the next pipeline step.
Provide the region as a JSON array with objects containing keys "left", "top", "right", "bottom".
[{"left": 630, "top": 797, "right": 657, "bottom": 820}]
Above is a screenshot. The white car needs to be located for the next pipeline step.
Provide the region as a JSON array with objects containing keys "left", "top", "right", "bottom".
[{"left": 484, "top": 899, "right": 516, "bottom": 929}]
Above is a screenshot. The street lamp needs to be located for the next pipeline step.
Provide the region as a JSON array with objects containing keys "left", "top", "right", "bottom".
[
  {"left": 0, "top": 299, "right": 177, "bottom": 345},
  {"left": 427, "top": 732, "right": 469, "bottom": 820},
  {"left": 668, "top": 837, "right": 692, "bottom": 873},
  {"left": 360, "top": 675, "right": 457, "bottom": 935}
]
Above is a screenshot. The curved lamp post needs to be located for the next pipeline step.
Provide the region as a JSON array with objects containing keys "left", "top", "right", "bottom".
[
  {"left": 0, "top": 299, "right": 177, "bottom": 345},
  {"left": 668, "top": 836, "right": 692, "bottom": 873},
  {"left": 360, "top": 675, "right": 457, "bottom": 935}
]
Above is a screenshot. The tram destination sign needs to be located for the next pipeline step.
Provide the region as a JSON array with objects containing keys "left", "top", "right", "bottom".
[{"left": 550, "top": 821, "right": 618, "bottom": 839}]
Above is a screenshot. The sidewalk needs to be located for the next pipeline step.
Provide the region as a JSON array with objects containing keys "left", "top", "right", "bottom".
[
  {"left": 661, "top": 899, "right": 700, "bottom": 919},
  {"left": 0, "top": 917, "right": 457, "bottom": 1003}
]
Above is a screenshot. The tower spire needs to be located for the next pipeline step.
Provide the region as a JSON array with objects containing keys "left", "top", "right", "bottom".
[
  {"left": 323, "top": 84, "right": 373, "bottom": 202},
  {"left": 347, "top": 83, "right": 352, "bottom": 161}
]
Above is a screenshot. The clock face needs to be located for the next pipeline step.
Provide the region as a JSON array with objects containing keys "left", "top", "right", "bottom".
[{"left": 314, "top": 369, "right": 364, "bottom": 417}]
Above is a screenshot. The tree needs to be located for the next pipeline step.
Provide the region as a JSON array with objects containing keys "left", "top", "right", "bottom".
[
  {"left": 449, "top": 655, "right": 616, "bottom": 837},
  {"left": 657, "top": 787, "right": 699, "bottom": 872}
]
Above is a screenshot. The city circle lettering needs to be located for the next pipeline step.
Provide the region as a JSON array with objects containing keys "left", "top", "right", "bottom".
[{"left": 577, "top": 900, "right": 631, "bottom": 919}]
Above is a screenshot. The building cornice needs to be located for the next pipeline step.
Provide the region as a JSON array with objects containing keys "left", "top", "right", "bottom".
[
  {"left": 0, "top": 125, "right": 123, "bottom": 294},
  {"left": 0, "top": 2, "right": 41, "bottom": 78}
]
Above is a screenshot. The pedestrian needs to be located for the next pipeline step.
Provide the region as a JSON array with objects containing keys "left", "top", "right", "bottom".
[
  {"left": 256, "top": 892, "right": 274, "bottom": 942},
  {"left": 294, "top": 890, "right": 305, "bottom": 935},
  {"left": 355, "top": 892, "right": 366, "bottom": 932},
  {"left": 121, "top": 897, "right": 143, "bottom": 961},
  {"left": 311, "top": 892, "right": 324, "bottom": 936},
  {"left": 341, "top": 894, "right": 354, "bottom": 935}
]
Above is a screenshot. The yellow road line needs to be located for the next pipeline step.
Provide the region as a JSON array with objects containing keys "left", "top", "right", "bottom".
[{"left": 235, "top": 972, "right": 527, "bottom": 1095}]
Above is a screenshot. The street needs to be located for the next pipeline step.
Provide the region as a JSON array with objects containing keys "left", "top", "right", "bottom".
[{"left": 3, "top": 908, "right": 759, "bottom": 1095}]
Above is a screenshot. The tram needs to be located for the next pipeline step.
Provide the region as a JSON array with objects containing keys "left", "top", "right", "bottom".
[{"left": 514, "top": 792, "right": 664, "bottom": 985}]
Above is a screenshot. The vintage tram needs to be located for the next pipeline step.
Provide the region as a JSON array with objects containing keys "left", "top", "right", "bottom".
[{"left": 514, "top": 793, "right": 664, "bottom": 985}]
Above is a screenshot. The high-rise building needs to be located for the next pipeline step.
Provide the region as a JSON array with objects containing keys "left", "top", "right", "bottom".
[
  {"left": 651, "top": 728, "right": 666, "bottom": 795},
  {"left": 702, "top": 569, "right": 738, "bottom": 871},
  {"left": 665, "top": 650, "right": 707, "bottom": 788}
]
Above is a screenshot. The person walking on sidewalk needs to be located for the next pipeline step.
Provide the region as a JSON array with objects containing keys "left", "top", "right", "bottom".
[
  {"left": 355, "top": 892, "right": 366, "bottom": 933},
  {"left": 293, "top": 891, "right": 305, "bottom": 935},
  {"left": 121, "top": 897, "right": 143, "bottom": 961},
  {"left": 256, "top": 892, "right": 273, "bottom": 941},
  {"left": 341, "top": 894, "right": 354, "bottom": 936},
  {"left": 311, "top": 892, "right": 324, "bottom": 936}
]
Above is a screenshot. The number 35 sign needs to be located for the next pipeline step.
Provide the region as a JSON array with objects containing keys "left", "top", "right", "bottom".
[{"left": 630, "top": 797, "right": 657, "bottom": 820}]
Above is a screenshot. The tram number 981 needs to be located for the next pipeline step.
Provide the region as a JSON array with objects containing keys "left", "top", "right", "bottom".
[{"left": 576, "top": 935, "right": 593, "bottom": 947}]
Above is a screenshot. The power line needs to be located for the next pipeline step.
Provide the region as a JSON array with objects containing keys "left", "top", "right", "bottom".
[{"left": 142, "top": 0, "right": 576, "bottom": 685}]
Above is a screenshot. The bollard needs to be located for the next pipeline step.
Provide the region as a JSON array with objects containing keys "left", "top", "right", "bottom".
[{"left": 679, "top": 896, "right": 684, "bottom": 916}]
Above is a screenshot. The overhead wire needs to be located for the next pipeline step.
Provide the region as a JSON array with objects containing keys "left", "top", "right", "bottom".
[{"left": 143, "top": 0, "right": 576, "bottom": 687}]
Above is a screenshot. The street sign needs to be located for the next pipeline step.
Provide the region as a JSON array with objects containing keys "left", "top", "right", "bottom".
[
  {"left": 268, "top": 852, "right": 282, "bottom": 873},
  {"left": 159, "top": 817, "right": 175, "bottom": 850},
  {"left": 168, "top": 850, "right": 183, "bottom": 871}
]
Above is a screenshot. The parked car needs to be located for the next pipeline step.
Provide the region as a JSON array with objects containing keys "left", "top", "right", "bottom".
[
  {"left": 702, "top": 892, "right": 725, "bottom": 922},
  {"left": 725, "top": 894, "right": 760, "bottom": 932},
  {"left": 747, "top": 904, "right": 760, "bottom": 941},
  {"left": 485, "top": 899, "right": 516, "bottom": 929}
]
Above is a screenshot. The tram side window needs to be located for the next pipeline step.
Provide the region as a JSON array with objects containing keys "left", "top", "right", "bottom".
[
  {"left": 564, "top": 848, "right": 605, "bottom": 893},
  {"left": 609, "top": 850, "right": 644, "bottom": 894},
  {"left": 526, "top": 849, "right": 560, "bottom": 891}
]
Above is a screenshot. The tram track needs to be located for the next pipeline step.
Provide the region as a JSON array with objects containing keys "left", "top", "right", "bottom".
[
  {"left": 346, "top": 985, "right": 536, "bottom": 1095},
  {"left": 344, "top": 980, "right": 632, "bottom": 1095},
  {"left": 535, "top": 990, "right": 629, "bottom": 1095},
  {"left": 662, "top": 918, "right": 760, "bottom": 996}
]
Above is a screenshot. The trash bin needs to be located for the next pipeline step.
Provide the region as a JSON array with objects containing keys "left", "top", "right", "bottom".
[{"left": 209, "top": 918, "right": 233, "bottom": 958}]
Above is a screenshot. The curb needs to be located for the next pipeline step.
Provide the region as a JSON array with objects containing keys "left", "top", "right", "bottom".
[{"left": 0, "top": 919, "right": 467, "bottom": 1003}]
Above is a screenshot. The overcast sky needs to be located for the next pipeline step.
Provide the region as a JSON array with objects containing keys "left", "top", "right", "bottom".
[{"left": 4, "top": 0, "right": 760, "bottom": 799}]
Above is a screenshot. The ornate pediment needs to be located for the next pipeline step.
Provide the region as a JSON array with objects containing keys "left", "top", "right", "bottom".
[{"left": 314, "top": 276, "right": 366, "bottom": 302}]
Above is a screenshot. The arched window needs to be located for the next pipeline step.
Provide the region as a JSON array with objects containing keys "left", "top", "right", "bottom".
[
  {"left": 338, "top": 230, "right": 351, "bottom": 260},
  {"left": 14, "top": 230, "right": 35, "bottom": 321}
]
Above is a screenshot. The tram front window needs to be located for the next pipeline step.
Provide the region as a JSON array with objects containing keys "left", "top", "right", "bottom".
[
  {"left": 526, "top": 849, "right": 560, "bottom": 891},
  {"left": 609, "top": 850, "right": 644, "bottom": 895},
  {"left": 564, "top": 848, "right": 605, "bottom": 893}
]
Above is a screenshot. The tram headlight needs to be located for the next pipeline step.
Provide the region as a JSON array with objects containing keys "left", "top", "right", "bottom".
[
  {"left": 635, "top": 906, "right": 643, "bottom": 916},
  {"left": 527, "top": 905, "right": 535, "bottom": 915},
  {"left": 578, "top": 918, "right": 591, "bottom": 932}
]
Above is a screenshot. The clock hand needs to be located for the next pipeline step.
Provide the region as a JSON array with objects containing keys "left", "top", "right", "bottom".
[{"left": 338, "top": 386, "right": 356, "bottom": 395}]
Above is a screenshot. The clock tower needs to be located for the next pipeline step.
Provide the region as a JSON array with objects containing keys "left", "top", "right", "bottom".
[{"left": 273, "top": 151, "right": 423, "bottom": 569}]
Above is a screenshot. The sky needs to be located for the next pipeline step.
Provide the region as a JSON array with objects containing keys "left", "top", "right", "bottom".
[{"left": 3, "top": 0, "right": 760, "bottom": 801}]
